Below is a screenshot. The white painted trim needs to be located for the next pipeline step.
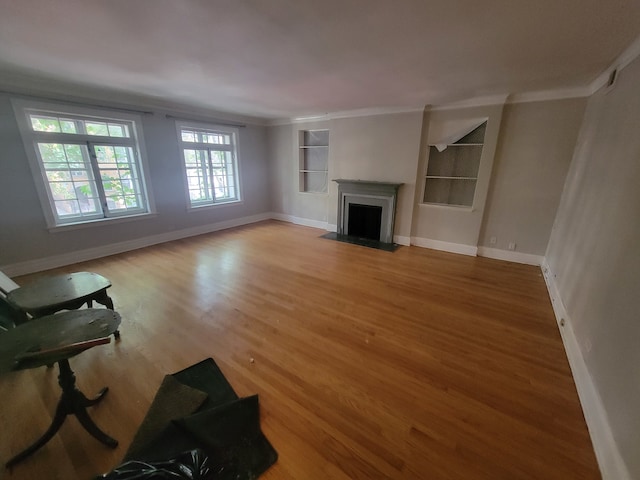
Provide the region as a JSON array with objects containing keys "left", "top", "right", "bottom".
[
  {"left": 477, "top": 246, "right": 543, "bottom": 265},
  {"left": 393, "top": 235, "right": 410, "bottom": 246},
  {"left": 431, "top": 94, "right": 508, "bottom": 111},
  {"left": 323, "top": 106, "right": 424, "bottom": 121},
  {"left": 541, "top": 259, "right": 630, "bottom": 480},
  {"left": 1, "top": 212, "right": 272, "bottom": 277},
  {"left": 327, "top": 223, "right": 337, "bottom": 232},
  {"left": 269, "top": 106, "right": 424, "bottom": 126},
  {"left": 410, "top": 236, "right": 478, "bottom": 256},
  {"left": 507, "top": 87, "right": 591, "bottom": 104},
  {"left": 270, "top": 213, "right": 329, "bottom": 230},
  {"left": 588, "top": 33, "right": 640, "bottom": 95}
]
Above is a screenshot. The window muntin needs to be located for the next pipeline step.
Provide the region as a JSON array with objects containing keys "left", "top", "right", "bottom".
[
  {"left": 17, "top": 104, "right": 151, "bottom": 226},
  {"left": 178, "top": 124, "right": 240, "bottom": 207}
]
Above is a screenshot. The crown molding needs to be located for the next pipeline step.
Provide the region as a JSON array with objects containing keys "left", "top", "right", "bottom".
[
  {"left": 430, "top": 94, "right": 508, "bottom": 111},
  {"left": 507, "top": 87, "right": 591, "bottom": 104},
  {"left": 268, "top": 105, "right": 424, "bottom": 126},
  {"left": 588, "top": 33, "right": 640, "bottom": 95}
]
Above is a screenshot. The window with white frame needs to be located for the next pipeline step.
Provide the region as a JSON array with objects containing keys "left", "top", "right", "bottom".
[
  {"left": 177, "top": 122, "right": 241, "bottom": 208},
  {"left": 13, "top": 100, "right": 153, "bottom": 227}
]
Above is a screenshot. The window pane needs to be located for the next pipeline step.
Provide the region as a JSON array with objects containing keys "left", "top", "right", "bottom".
[
  {"left": 85, "top": 121, "right": 109, "bottom": 136},
  {"left": 210, "top": 150, "right": 237, "bottom": 200},
  {"left": 54, "top": 199, "right": 81, "bottom": 216},
  {"left": 94, "top": 145, "right": 144, "bottom": 212},
  {"left": 37, "top": 142, "right": 101, "bottom": 220},
  {"left": 46, "top": 170, "right": 71, "bottom": 182},
  {"left": 60, "top": 119, "right": 77, "bottom": 134},
  {"left": 183, "top": 149, "right": 211, "bottom": 202},
  {"left": 181, "top": 130, "right": 196, "bottom": 142},
  {"left": 108, "top": 123, "right": 127, "bottom": 137},
  {"left": 31, "top": 116, "right": 61, "bottom": 132}
]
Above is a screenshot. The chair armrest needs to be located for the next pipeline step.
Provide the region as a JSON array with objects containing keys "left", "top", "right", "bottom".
[{"left": 14, "top": 337, "right": 111, "bottom": 362}]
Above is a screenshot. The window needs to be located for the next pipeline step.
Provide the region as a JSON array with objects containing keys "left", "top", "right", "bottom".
[
  {"left": 13, "top": 100, "right": 153, "bottom": 227},
  {"left": 177, "top": 122, "right": 241, "bottom": 208}
]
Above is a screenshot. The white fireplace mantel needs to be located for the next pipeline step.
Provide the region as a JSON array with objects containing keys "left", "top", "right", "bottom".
[{"left": 334, "top": 179, "right": 403, "bottom": 244}]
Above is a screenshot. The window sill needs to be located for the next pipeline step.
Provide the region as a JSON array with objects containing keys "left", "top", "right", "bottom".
[
  {"left": 48, "top": 212, "right": 158, "bottom": 233},
  {"left": 187, "top": 199, "right": 244, "bottom": 212}
]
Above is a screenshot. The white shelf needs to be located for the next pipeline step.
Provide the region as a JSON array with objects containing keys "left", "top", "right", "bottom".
[
  {"left": 299, "top": 145, "right": 329, "bottom": 149},
  {"left": 425, "top": 176, "right": 478, "bottom": 180},
  {"left": 431, "top": 143, "right": 484, "bottom": 147},
  {"left": 300, "top": 170, "right": 328, "bottom": 173}
]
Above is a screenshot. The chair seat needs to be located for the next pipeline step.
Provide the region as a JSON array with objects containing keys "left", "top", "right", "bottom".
[{"left": 7, "top": 272, "right": 112, "bottom": 317}]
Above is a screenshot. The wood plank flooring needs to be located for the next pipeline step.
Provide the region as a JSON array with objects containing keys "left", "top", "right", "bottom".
[{"left": 0, "top": 220, "right": 600, "bottom": 479}]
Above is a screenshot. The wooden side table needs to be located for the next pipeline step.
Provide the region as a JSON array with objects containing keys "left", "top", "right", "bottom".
[{"left": 0, "top": 309, "right": 121, "bottom": 468}]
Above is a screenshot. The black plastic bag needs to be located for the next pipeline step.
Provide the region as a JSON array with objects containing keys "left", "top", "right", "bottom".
[{"left": 97, "top": 449, "right": 216, "bottom": 480}]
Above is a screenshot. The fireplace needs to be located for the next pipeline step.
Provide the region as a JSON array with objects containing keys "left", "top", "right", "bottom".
[
  {"left": 348, "top": 204, "right": 383, "bottom": 240},
  {"left": 334, "top": 179, "right": 403, "bottom": 245}
]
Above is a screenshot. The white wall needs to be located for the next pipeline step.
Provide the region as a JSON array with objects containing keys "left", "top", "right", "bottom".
[
  {"left": 546, "top": 55, "right": 640, "bottom": 479},
  {"left": 0, "top": 92, "right": 271, "bottom": 272},
  {"left": 268, "top": 112, "right": 424, "bottom": 239},
  {"left": 479, "top": 98, "right": 587, "bottom": 255},
  {"left": 268, "top": 120, "right": 331, "bottom": 226},
  {"left": 268, "top": 101, "right": 587, "bottom": 259}
]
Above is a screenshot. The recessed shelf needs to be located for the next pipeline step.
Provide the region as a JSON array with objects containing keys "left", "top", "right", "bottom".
[
  {"left": 433, "top": 143, "right": 484, "bottom": 147},
  {"left": 299, "top": 129, "right": 329, "bottom": 193},
  {"left": 423, "top": 122, "right": 487, "bottom": 208},
  {"left": 425, "top": 176, "right": 478, "bottom": 180}
]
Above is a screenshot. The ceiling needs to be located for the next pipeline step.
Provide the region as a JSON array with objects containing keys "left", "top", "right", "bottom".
[{"left": 1, "top": 0, "right": 639, "bottom": 120}]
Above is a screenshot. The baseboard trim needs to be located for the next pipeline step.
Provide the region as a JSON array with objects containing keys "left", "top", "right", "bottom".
[
  {"left": 541, "top": 259, "right": 630, "bottom": 480},
  {"left": 411, "top": 236, "right": 478, "bottom": 256},
  {"left": 477, "top": 246, "right": 543, "bottom": 265},
  {"left": 270, "top": 213, "right": 329, "bottom": 231},
  {"left": 1, "top": 212, "right": 272, "bottom": 277},
  {"left": 393, "top": 235, "right": 411, "bottom": 246}
]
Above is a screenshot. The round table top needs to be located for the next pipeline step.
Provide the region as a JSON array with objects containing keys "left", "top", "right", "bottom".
[
  {"left": 0, "top": 309, "right": 120, "bottom": 374},
  {"left": 7, "top": 272, "right": 111, "bottom": 312}
]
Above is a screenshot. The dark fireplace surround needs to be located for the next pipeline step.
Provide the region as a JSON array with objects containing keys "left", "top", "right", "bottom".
[{"left": 334, "top": 179, "right": 403, "bottom": 245}]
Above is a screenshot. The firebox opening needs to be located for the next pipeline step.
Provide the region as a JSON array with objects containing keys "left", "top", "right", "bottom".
[{"left": 348, "top": 204, "right": 383, "bottom": 241}]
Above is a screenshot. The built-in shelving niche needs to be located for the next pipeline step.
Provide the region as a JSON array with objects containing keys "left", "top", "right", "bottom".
[
  {"left": 423, "top": 122, "right": 486, "bottom": 208},
  {"left": 299, "top": 129, "right": 329, "bottom": 193}
]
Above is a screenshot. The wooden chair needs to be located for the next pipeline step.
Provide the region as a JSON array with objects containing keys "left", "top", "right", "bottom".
[
  {"left": 0, "top": 270, "right": 119, "bottom": 338},
  {"left": 0, "top": 297, "right": 27, "bottom": 332},
  {"left": 0, "top": 309, "right": 121, "bottom": 468}
]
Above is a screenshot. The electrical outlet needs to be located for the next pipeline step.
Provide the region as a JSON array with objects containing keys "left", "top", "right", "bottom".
[
  {"left": 489, "top": 236, "right": 497, "bottom": 245},
  {"left": 508, "top": 242, "right": 516, "bottom": 251}
]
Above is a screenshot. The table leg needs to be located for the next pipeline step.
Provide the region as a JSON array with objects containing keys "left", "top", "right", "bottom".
[{"left": 5, "top": 359, "right": 118, "bottom": 469}]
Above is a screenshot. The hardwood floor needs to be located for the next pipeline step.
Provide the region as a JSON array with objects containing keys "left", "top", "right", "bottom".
[{"left": 0, "top": 220, "right": 600, "bottom": 479}]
